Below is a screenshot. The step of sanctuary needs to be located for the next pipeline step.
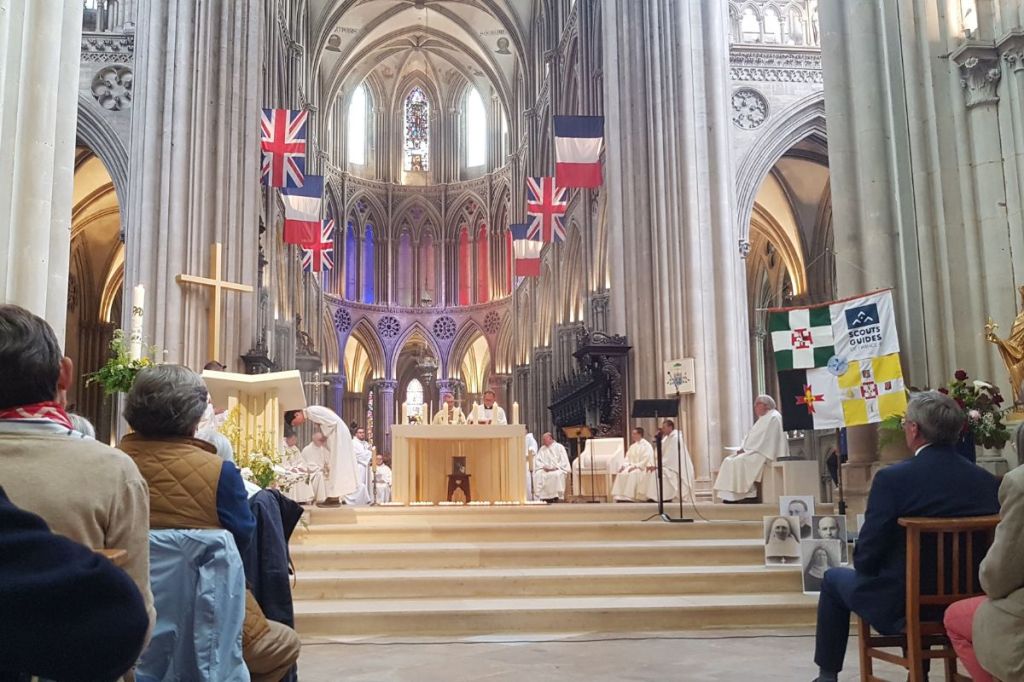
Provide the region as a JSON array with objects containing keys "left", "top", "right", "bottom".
[{"left": 291, "top": 502, "right": 824, "bottom": 638}]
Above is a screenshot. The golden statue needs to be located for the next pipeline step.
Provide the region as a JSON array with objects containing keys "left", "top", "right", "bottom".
[{"left": 985, "top": 285, "right": 1024, "bottom": 405}]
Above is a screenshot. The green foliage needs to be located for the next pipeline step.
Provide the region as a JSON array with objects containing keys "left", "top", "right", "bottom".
[
  {"left": 220, "top": 406, "right": 284, "bottom": 489},
  {"left": 876, "top": 413, "right": 905, "bottom": 452},
  {"left": 86, "top": 330, "right": 155, "bottom": 395}
]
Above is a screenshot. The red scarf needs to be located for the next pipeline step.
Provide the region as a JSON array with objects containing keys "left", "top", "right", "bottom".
[{"left": 0, "top": 401, "right": 74, "bottom": 430}]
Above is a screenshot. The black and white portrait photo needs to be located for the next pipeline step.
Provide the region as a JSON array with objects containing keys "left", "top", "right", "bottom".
[
  {"left": 800, "top": 539, "right": 842, "bottom": 593},
  {"left": 812, "top": 514, "right": 849, "bottom": 563},
  {"left": 780, "top": 495, "right": 814, "bottom": 538},
  {"left": 763, "top": 515, "right": 801, "bottom": 566}
]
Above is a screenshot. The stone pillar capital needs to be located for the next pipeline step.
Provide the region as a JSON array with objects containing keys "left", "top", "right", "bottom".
[
  {"left": 952, "top": 42, "right": 1001, "bottom": 108},
  {"left": 998, "top": 29, "right": 1024, "bottom": 74}
]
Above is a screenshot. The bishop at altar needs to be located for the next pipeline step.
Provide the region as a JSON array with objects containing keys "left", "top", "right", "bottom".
[
  {"left": 659, "top": 420, "right": 695, "bottom": 502},
  {"left": 713, "top": 396, "right": 789, "bottom": 502},
  {"left": 433, "top": 393, "right": 467, "bottom": 425},
  {"left": 286, "top": 406, "right": 358, "bottom": 505},
  {"left": 611, "top": 428, "right": 656, "bottom": 502},
  {"left": 467, "top": 390, "right": 507, "bottom": 424},
  {"left": 534, "top": 432, "right": 571, "bottom": 501}
]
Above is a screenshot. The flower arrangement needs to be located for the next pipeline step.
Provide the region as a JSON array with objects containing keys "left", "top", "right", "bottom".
[
  {"left": 220, "top": 406, "right": 286, "bottom": 489},
  {"left": 941, "top": 369, "right": 1011, "bottom": 449},
  {"left": 87, "top": 329, "right": 155, "bottom": 395}
]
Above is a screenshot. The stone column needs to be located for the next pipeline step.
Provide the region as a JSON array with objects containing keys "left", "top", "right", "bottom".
[
  {"left": 324, "top": 372, "right": 345, "bottom": 416},
  {"left": 125, "top": 0, "right": 262, "bottom": 370},
  {"left": 0, "top": 1, "right": 84, "bottom": 343},
  {"left": 603, "top": 0, "right": 748, "bottom": 480},
  {"left": 376, "top": 379, "right": 397, "bottom": 453},
  {"left": 488, "top": 373, "right": 513, "bottom": 412}
]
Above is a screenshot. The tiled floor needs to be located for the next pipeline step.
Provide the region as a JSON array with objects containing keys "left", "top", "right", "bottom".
[{"left": 296, "top": 629, "right": 953, "bottom": 681}]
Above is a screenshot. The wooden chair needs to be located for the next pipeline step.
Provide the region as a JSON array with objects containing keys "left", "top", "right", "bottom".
[{"left": 858, "top": 515, "right": 1000, "bottom": 682}]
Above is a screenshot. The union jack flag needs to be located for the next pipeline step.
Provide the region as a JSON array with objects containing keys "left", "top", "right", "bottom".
[
  {"left": 261, "top": 108, "right": 308, "bottom": 188},
  {"left": 301, "top": 220, "right": 335, "bottom": 273},
  {"left": 525, "top": 176, "right": 567, "bottom": 243}
]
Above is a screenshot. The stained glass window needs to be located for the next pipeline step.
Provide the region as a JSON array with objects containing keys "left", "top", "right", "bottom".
[
  {"left": 476, "top": 225, "right": 489, "bottom": 303},
  {"left": 458, "top": 227, "right": 471, "bottom": 306},
  {"left": 344, "top": 221, "right": 358, "bottom": 300},
  {"left": 348, "top": 83, "right": 367, "bottom": 165},
  {"left": 404, "top": 87, "right": 430, "bottom": 172},
  {"left": 362, "top": 225, "right": 375, "bottom": 303},
  {"left": 465, "top": 88, "right": 487, "bottom": 167},
  {"left": 406, "top": 378, "right": 424, "bottom": 419}
]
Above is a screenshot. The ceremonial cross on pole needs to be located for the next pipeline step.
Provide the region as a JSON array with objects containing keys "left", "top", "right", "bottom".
[{"left": 176, "top": 242, "right": 254, "bottom": 363}]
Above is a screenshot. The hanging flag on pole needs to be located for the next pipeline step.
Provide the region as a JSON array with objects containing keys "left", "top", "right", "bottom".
[
  {"left": 280, "top": 175, "right": 323, "bottom": 245},
  {"left": 301, "top": 219, "right": 335, "bottom": 273},
  {"left": 553, "top": 115, "right": 604, "bottom": 188},
  {"left": 261, "top": 108, "right": 308, "bottom": 188},
  {"left": 511, "top": 223, "right": 542, "bottom": 277},
  {"left": 525, "top": 177, "right": 567, "bottom": 243}
]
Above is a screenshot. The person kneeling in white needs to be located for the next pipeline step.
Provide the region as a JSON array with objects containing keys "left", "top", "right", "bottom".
[
  {"left": 655, "top": 419, "right": 695, "bottom": 502},
  {"left": 713, "top": 395, "right": 789, "bottom": 503},
  {"left": 286, "top": 406, "right": 358, "bottom": 507},
  {"left": 534, "top": 432, "right": 571, "bottom": 501},
  {"left": 612, "top": 427, "right": 656, "bottom": 502},
  {"left": 372, "top": 453, "right": 392, "bottom": 504}
]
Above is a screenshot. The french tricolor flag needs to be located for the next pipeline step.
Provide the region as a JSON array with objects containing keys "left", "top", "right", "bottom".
[
  {"left": 280, "top": 175, "right": 323, "bottom": 245},
  {"left": 511, "top": 223, "right": 542, "bottom": 277},
  {"left": 554, "top": 115, "right": 604, "bottom": 188}
]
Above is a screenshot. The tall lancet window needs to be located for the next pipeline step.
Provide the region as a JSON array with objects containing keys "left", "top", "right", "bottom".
[
  {"left": 397, "top": 231, "right": 414, "bottom": 307},
  {"left": 465, "top": 87, "right": 487, "bottom": 167},
  {"left": 420, "top": 232, "right": 436, "bottom": 306},
  {"left": 362, "top": 225, "right": 375, "bottom": 303},
  {"left": 403, "top": 87, "right": 430, "bottom": 172},
  {"left": 344, "top": 221, "right": 358, "bottom": 300},
  {"left": 348, "top": 83, "right": 367, "bottom": 165},
  {"left": 406, "top": 378, "right": 424, "bottom": 419},
  {"left": 475, "top": 225, "right": 489, "bottom": 303},
  {"left": 458, "top": 226, "right": 471, "bottom": 306}
]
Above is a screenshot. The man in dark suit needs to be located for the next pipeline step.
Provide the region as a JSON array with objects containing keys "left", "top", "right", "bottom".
[{"left": 812, "top": 391, "right": 1000, "bottom": 682}]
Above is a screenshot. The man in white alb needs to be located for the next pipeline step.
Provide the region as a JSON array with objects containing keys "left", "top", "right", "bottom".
[
  {"left": 286, "top": 406, "right": 358, "bottom": 507},
  {"left": 524, "top": 431, "right": 539, "bottom": 501},
  {"left": 468, "top": 390, "right": 507, "bottom": 424},
  {"left": 346, "top": 425, "right": 373, "bottom": 506},
  {"left": 372, "top": 452, "right": 392, "bottom": 504},
  {"left": 654, "top": 419, "right": 695, "bottom": 502},
  {"left": 282, "top": 428, "right": 325, "bottom": 504},
  {"left": 611, "top": 427, "right": 657, "bottom": 502},
  {"left": 713, "top": 395, "right": 789, "bottom": 503},
  {"left": 433, "top": 393, "right": 467, "bottom": 425},
  {"left": 534, "top": 432, "right": 571, "bottom": 501}
]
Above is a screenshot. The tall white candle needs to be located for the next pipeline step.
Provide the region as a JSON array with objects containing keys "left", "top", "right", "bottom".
[
  {"left": 401, "top": 401, "right": 408, "bottom": 424},
  {"left": 512, "top": 401, "right": 520, "bottom": 425},
  {"left": 129, "top": 284, "right": 145, "bottom": 360}
]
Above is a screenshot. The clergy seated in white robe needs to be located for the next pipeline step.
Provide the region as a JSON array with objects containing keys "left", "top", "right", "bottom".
[
  {"left": 346, "top": 426, "right": 373, "bottom": 506},
  {"left": 433, "top": 394, "right": 467, "bottom": 425},
  {"left": 534, "top": 433, "right": 571, "bottom": 501},
  {"left": 286, "top": 406, "right": 358, "bottom": 506},
  {"left": 713, "top": 396, "right": 789, "bottom": 503},
  {"left": 467, "top": 390, "right": 507, "bottom": 424},
  {"left": 372, "top": 454, "right": 392, "bottom": 504},
  {"left": 525, "top": 432, "right": 539, "bottom": 501},
  {"left": 654, "top": 420, "right": 696, "bottom": 502},
  {"left": 284, "top": 432, "right": 328, "bottom": 504},
  {"left": 611, "top": 428, "right": 657, "bottom": 502}
]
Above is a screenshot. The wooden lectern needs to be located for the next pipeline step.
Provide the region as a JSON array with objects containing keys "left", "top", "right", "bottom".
[{"left": 202, "top": 370, "right": 306, "bottom": 450}]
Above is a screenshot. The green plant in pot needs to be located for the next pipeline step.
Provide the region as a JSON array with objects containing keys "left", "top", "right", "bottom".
[{"left": 877, "top": 413, "right": 910, "bottom": 461}]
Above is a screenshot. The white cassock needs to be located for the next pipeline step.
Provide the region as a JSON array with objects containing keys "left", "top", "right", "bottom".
[
  {"left": 432, "top": 407, "right": 467, "bottom": 425},
  {"left": 303, "top": 406, "right": 358, "bottom": 499},
  {"left": 713, "top": 409, "right": 789, "bottom": 501},
  {"left": 346, "top": 437, "right": 373, "bottom": 505},
  {"left": 611, "top": 439, "right": 656, "bottom": 502},
  {"left": 654, "top": 429, "right": 695, "bottom": 502},
  {"left": 524, "top": 433, "right": 539, "bottom": 501},
  {"left": 290, "top": 442, "right": 328, "bottom": 503},
  {"left": 534, "top": 442, "right": 571, "bottom": 500},
  {"left": 373, "top": 464, "right": 392, "bottom": 504},
  {"left": 469, "top": 404, "right": 507, "bottom": 425}
]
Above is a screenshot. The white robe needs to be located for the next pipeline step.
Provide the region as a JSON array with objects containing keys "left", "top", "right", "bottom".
[
  {"left": 468, "top": 404, "right": 507, "bottom": 425},
  {"left": 345, "top": 437, "right": 373, "bottom": 505},
  {"left": 656, "top": 429, "right": 695, "bottom": 502},
  {"left": 432, "top": 406, "right": 467, "bottom": 425},
  {"left": 303, "top": 405, "right": 358, "bottom": 499},
  {"left": 611, "top": 439, "right": 656, "bottom": 502},
  {"left": 373, "top": 463, "right": 392, "bottom": 504},
  {"left": 534, "top": 442, "right": 571, "bottom": 500},
  {"left": 713, "top": 409, "right": 789, "bottom": 501},
  {"left": 286, "top": 443, "right": 327, "bottom": 503},
  {"left": 524, "top": 433, "right": 539, "bottom": 501}
]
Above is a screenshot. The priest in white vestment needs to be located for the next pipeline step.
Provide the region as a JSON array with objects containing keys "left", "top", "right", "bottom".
[
  {"left": 282, "top": 429, "right": 326, "bottom": 504},
  {"left": 345, "top": 425, "right": 373, "bottom": 505},
  {"left": 653, "top": 419, "right": 695, "bottom": 502},
  {"left": 433, "top": 393, "right": 467, "bottom": 425},
  {"left": 525, "top": 432, "right": 539, "bottom": 501},
  {"left": 468, "top": 390, "right": 507, "bottom": 424},
  {"left": 611, "top": 427, "right": 657, "bottom": 502},
  {"left": 713, "top": 395, "right": 790, "bottom": 502},
  {"left": 534, "top": 432, "right": 571, "bottom": 501},
  {"left": 372, "top": 453, "right": 392, "bottom": 504},
  {"left": 286, "top": 406, "right": 358, "bottom": 506}
]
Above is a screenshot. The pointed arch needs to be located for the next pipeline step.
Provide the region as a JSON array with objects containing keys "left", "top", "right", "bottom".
[
  {"left": 347, "top": 317, "right": 387, "bottom": 383},
  {"left": 388, "top": 321, "right": 444, "bottom": 378}
]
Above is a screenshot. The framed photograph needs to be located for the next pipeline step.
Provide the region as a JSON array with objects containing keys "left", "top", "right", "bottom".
[
  {"left": 801, "top": 539, "right": 842, "bottom": 593},
  {"left": 763, "top": 515, "right": 801, "bottom": 566},
  {"left": 811, "top": 515, "right": 849, "bottom": 564},
  {"left": 664, "top": 358, "right": 696, "bottom": 395},
  {"left": 779, "top": 495, "right": 815, "bottom": 539},
  {"left": 452, "top": 456, "right": 467, "bottom": 475}
]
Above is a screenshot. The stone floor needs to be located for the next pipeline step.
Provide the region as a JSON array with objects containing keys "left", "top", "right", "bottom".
[{"left": 296, "top": 629, "right": 957, "bottom": 681}]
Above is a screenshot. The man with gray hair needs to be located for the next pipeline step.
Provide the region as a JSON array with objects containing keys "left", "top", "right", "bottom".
[
  {"left": 811, "top": 390, "right": 1000, "bottom": 682},
  {"left": 713, "top": 394, "right": 789, "bottom": 502}
]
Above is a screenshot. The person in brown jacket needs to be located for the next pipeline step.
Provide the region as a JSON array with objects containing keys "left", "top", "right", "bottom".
[{"left": 120, "top": 364, "right": 300, "bottom": 682}]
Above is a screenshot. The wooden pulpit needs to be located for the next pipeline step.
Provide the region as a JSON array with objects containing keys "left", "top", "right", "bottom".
[{"left": 202, "top": 370, "right": 306, "bottom": 450}]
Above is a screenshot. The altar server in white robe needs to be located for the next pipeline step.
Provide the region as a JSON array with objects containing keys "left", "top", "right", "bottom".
[
  {"left": 534, "top": 432, "right": 571, "bottom": 501},
  {"left": 372, "top": 453, "right": 392, "bottom": 504},
  {"left": 468, "top": 390, "right": 507, "bottom": 425},
  {"left": 652, "top": 419, "right": 695, "bottom": 502},
  {"left": 286, "top": 406, "right": 358, "bottom": 506},
  {"left": 346, "top": 425, "right": 373, "bottom": 506},
  {"left": 713, "top": 395, "right": 789, "bottom": 502},
  {"left": 612, "top": 427, "right": 657, "bottom": 502},
  {"left": 524, "top": 432, "right": 539, "bottom": 501},
  {"left": 283, "top": 429, "right": 326, "bottom": 504},
  {"left": 433, "top": 393, "right": 467, "bottom": 425}
]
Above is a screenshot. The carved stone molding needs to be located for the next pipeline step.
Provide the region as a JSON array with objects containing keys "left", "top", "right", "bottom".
[
  {"left": 952, "top": 43, "right": 1001, "bottom": 108},
  {"left": 374, "top": 379, "right": 398, "bottom": 393},
  {"left": 731, "top": 87, "right": 769, "bottom": 129},
  {"left": 738, "top": 238, "right": 752, "bottom": 258},
  {"left": 729, "top": 47, "right": 822, "bottom": 84},
  {"left": 998, "top": 30, "right": 1024, "bottom": 74},
  {"left": 91, "top": 65, "right": 133, "bottom": 111},
  {"left": 81, "top": 32, "right": 134, "bottom": 63}
]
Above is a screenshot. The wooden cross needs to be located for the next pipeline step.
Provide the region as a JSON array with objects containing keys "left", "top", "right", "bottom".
[{"left": 176, "top": 242, "right": 253, "bottom": 362}]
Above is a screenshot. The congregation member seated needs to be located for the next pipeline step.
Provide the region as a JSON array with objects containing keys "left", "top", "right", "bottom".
[
  {"left": 534, "top": 432, "right": 571, "bottom": 501},
  {"left": 68, "top": 412, "right": 96, "bottom": 438},
  {"left": 373, "top": 452, "right": 393, "bottom": 503},
  {"left": 811, "top": 391, "right": 1000, "bottom": 682},
  {"left": 611, "top": 427, "right": 656, "bottom": 502},
  {"left": 0, "top": 304, "right": 155, "bottom": 639},
  {"left": 944, "top": 425, "right": 1024, "bottom": 682},
  {"left": 468, "top": 389, "right": 507, "bottom": 424},
  {"left": 0, "top": 487, "right": 150, "bottom": 681},
  {"left": 433, "top": 392, "right": 467, "bottom": 424},
  {"left": 713, "top": 395, "right": 789, "bottom": 502},
  {"left": 119, "top": 365, "right": 301, "bottom": 682}
]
